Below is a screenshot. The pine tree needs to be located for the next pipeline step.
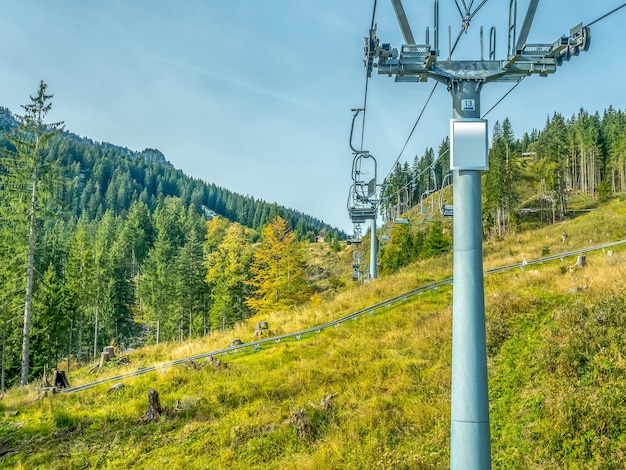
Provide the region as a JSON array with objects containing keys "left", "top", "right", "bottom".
[
  {"left": 0, "top": 81, "right": 64, "bottom": 385},
  {"left": 206, "top": 223, "right": 253, "bottom": 330},
  {"left": 422, "top": 220, "right": 451, "bottom": 258},
  {"left": 174, "top": 227, "right": 208, "bottom": 339},
  {"left": 537, "top": 112, "right": 569, "bottom": 221},
  {"left": 91, "top": 211, "right": 117, "bottom": 358},
  {"left": 484, "top": 118, "right": 520, "bottom": 237},
  {"left": 32, "top": 264, "right": 71, "bottom": 377},
  {"left": 139, "top": 227, "right": 176, "bottom": 344},
  {"left": 64, "top": 216, "right": 93, "bottom": 366}
]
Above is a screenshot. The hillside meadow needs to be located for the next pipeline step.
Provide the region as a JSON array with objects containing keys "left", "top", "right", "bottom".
[{"left": 2, "top": 198, "right": 626, "bottom": 469}]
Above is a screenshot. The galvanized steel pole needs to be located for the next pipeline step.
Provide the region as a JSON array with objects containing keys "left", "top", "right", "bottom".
[
  {"left": 450, "top": 80, "right": 490, "bottom": 469},
  {"left": 369, "top": 217, "right": 378, "bottom": 278},
  {"left": 364, "top": 3, "right": 592, "bottom": 466}
]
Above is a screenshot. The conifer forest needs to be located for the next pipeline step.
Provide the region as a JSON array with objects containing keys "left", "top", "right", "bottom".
[{"left": 0, "top": 83, "right": 343, "bottom": 389}]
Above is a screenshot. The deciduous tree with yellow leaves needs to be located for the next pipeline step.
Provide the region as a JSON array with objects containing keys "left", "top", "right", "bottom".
[{"left": 245, "top": 217, "right": 310, "bottom": 315}]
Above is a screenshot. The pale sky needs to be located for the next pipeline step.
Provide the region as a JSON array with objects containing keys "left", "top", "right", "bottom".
[{"left": 0, "top": 1, "right": 623, "bottom": 232}]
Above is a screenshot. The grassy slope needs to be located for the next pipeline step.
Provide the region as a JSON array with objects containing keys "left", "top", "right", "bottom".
[{"left": 2, "top": 199, "right": 626, "bottom": 469}]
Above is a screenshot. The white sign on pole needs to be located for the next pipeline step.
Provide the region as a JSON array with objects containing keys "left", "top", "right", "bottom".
[{"left": 450, "top": 119, "right": 488, "bottom": 170}]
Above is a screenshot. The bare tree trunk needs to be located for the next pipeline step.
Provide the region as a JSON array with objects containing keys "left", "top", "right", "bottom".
[
  {"left": 93, "top": 304, "right": 99, "bottom": 361},
  {"left": 77, "top": 318, "right": 83, "bottom": 366},
  {"left": 1, "top": 335, "right": 6, "bottom": 393},
  {"left": 67, "top": 319, "right": 73, "bottom": 372},
  {"left": 21, "top": 168, "right": 38, "bottom": 386}
]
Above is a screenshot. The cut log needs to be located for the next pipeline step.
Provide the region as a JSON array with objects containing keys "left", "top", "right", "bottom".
[
  {"left": 107, "top": 382, "right": 125, "bottom": 394},
  {"left": 140, "top": 389, "right": 163, "bottom": 423},
  {"left": 116, "top": 356, "right": 130, "bottom": 366}
]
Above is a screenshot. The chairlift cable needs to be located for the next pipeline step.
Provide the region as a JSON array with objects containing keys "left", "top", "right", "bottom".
[
  {"left": 384, "top": 0, "right": 489, "bottom": 184},
  {"left": 449, "top": 28, "right": 466, "bottom": 59},
  {"left": 586, "top": 3, "right": 626, "bottom": 27},
  {"left": 369, "top": 0, "right": 377, "bottom": 29},
  {"left": 383, "top": 148, "right": 450, "bottom": 205},
  {"left": 449, "top": 0, "right": 488, "bottom": 58},
  {"left": 481, "top": 78, "right": 524, "bottom": 118},
  {"left": 361, "top": 77, "right": 369, "bottom": 152},
  {"left": 454, "top": 0, "right": 466, "bottom": 21},
  {"left": 467, "top": 0, "right": 489, "bottom": 23},
  {"left": 360, "top": 0, "right": 379, "bottom": 151},
  {"left": 383, "top": 82, "right": 438, "bottom": 183},
  {"left": 479, "top": 2, "right": 623, "bottom": 118}
]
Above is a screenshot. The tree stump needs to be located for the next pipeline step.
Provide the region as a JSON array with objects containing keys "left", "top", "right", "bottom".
[
  {"left": 103, "top": 346, "right": 116, "bottom": 360},
  {"left": 140, "top": 389, "right": 163, "bottom": 423},
  {"left": 89, "top": 347, "right": 121, "bottom": 374},
  {"left": 52, "top": 370, "right": 70, "bottom": 389},
  {"left": 254, "top": 322, "right": 272, "bottom": 338},
  {"left": 576, "top": 255, "right": 587, "bottom": 267},
  {"left": 287, "top": 408, "right": 314, "bottom": 439}
]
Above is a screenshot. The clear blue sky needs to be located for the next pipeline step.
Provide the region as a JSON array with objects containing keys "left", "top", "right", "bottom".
[{"left": 0, "top": 1, "right": 623, "bottom": 232}]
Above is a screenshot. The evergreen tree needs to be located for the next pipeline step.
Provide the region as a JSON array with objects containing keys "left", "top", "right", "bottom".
[
  {"left": 32, "top": 264, "right": 71, "bottom": 377},
  {"left": 90, "top": 211, "right": 117, "bottom": 358},
  {"left": 537, "top": 113, "right": 569, "bottom": 221},
  {"left": 422, "top": 220, "right": 451, "bottom": 258},
  {"left": 602, "top": 107, "right": 626, "bottom": 193},
  {"left": 0, "top": 81, "right": 64, "bottom": 385},
  {"left": 64, "top": 216, "right": 93, "bottom": 366},
  {"left": 484, "top": 118, "right": 520, "bottom": 237},
  {"left": 206, "top": 223, "right": 253, "bottom": 330},
  {"left": 139, "top": 225, "right": 176, "bottom": 344},
  {"left": 174, "top": 227, "right": 208, "bottom": 340}
]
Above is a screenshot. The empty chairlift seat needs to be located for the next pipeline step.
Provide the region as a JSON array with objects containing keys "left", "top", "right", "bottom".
[{"left": 348, "top": 206, "right": 377, "bottom": 223}]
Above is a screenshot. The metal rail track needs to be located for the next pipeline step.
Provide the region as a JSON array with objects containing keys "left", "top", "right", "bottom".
[{"left": 60, "top": 239, "right": 626, "bottom": 394}]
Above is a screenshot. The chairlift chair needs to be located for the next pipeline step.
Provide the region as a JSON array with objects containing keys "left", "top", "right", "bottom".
[{"left": 439, "top": 173, "right": 454, "bottom": 217}]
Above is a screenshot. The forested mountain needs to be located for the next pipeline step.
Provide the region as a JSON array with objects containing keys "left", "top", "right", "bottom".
[
  {"left": 0, "top": 88, "right": 345, "bottom": 391},
  {"left": 0, "top": 106, "right": 343, "bottom": 241}
]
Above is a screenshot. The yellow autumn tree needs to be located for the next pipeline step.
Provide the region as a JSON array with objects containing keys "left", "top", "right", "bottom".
[{"left": 245, "top": 216, "right": 309, "bottom": 315}]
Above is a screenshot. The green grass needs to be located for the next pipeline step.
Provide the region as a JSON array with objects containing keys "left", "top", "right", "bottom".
[{"left": 2, "top": 200, "right": 626, "bottom": 469}]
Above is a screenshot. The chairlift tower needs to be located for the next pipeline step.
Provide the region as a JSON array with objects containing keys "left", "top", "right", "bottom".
[{"left": 365, "top": 1, "right": 590, "bottom": 468}]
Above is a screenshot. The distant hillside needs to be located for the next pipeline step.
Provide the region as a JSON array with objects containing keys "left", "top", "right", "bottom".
[{"left": 0, "top": 106, "right": 344, "bottom": 240}]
